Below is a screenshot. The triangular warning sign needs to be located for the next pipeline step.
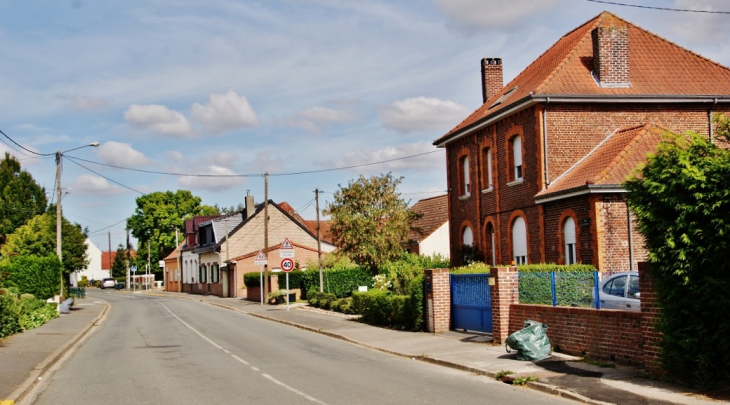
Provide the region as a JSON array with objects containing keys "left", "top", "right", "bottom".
[
  {"left": 255, "top": 250, "right": 266, "bottom": 261},
  {"left": 280, "top": 238, "right": 293, "bottom": 250}
]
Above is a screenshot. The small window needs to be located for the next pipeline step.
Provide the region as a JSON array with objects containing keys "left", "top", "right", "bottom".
[
  {"left": 487, "top": 223, "right": 496, "bottom": 266},
  {"left": 512, "top": 216, "right": 527, "bottom": 265},
  {"left": 603, "top": 275, "right": 627, "bottom": 297},
  {"left": 462, "top": 226, "right": 474, "bottom": 247},
  {"left": 563, "top": 217, "right": 577, "bottom": 265},
  {"left": 482, "top": 147, "right": 493, "bottom": 190},
  {"left": 512, "top": 136, "right": 523, "bottom": 180},
  {"left": 461, "top": 156, "right": 470, "bottom": 196}
]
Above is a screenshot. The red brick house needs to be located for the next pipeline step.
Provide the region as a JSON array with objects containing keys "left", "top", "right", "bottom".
[{"left": 433, "top": 12, "right": 730, "bottom": 271}]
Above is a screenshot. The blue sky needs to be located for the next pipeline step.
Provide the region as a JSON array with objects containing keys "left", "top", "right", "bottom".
[{"left": 1, "top": 0, "right": 728, "bottom": 251}]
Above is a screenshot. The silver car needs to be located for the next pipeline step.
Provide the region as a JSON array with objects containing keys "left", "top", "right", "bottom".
[
  {"left": 593, "top": 271, "right": 640, "bottom": 311},
  {"left": 100, "top": 278, "right": 116, "bottom": 289}
]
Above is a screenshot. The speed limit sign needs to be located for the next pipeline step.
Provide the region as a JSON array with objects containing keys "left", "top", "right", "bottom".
[{"left": 280, "top": 258, "right": 294, "bottom": 273}]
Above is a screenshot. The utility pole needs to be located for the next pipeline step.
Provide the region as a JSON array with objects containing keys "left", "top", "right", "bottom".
[
  {"left": 108, "top": 231, "right": 112, "bottom": 278},
  {"left": 56, "top": 151, "right": 63, "bottom": 299},
  {"left": 147, "top": 240, "right": 151, "bottom": 290},
  {"left": 263, "top": 172, "right": 269, "bottom": 300},
  {"left": 126, "top": 221, "right": 130, "bottom": 291},
  {"left": 315, "top": 188, "right": 323, "bottom": 292}
]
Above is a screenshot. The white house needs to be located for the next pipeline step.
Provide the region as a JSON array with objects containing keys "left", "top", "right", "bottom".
[{"left": 71, "top": 239, "right": 108, "bottom": 286}]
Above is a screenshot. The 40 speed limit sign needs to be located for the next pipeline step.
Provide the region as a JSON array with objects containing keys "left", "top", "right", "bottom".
[{"left": 280, "top": 258, "right": 295, "bottom": 272}]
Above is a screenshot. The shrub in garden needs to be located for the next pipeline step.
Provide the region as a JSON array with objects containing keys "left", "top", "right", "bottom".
[
  {"left": 244, "top": 272, "right": 261, "bottom": 288},
  {"left": 279, "top": 266, "right": 372, "bottom": 300},
  {"left": 0, "top": 255, "right": 62, "bottom": 299},
  {"left": 0, "top": 289, "right": 58, "bottom": 338}
]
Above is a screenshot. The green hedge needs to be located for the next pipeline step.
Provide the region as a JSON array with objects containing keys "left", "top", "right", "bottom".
[
  {"left": 279, "top": 267, "right": 373, "bottom": 299},
  {"left": 517, "top": 264, "right": 596, "bottom": 307},
  {"left": 349, "top": 274, "right": 424, "bottom": 331},
  {"left": 243, "top": 272, "right": 261, "bottom": 287},
  {"left": 0, "top": 289, "right": 58, "bottom": 338},
  {"left": 0, "top": 255, "right": 62, "bottom": 299}
]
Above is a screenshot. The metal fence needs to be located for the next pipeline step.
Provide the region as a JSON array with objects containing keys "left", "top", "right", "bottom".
[{"left": 518, "top": 271, "right": 599, "bottom": 308}]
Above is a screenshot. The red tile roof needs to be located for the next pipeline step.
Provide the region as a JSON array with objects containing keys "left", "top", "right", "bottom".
[
  {"left": 101, "top": 250, "right": 136, "bottom": 270},
  {"left": 535, "top": 124, "right": 666, "bottom": 199},
  {"left": 185, "top": 216, "right": 220, "bottom": 234},
  {"left": 435, "top": 11, "right": 730, "bottom": 145},
  {"left": 408, "top": 195, "right": 449, "bottom": 242}
]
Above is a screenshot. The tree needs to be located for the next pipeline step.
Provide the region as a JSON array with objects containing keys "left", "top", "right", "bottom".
[
  {"left": 0, "top": 153, "right": 48, "bottom": 237},
  {"left": 127, "top": 190, "right": 213, "bottom": 271},
  {"left": 111, "top": 243, "right": 127, "bottom": 278},
  {"left": 624, "top": 114, "right": 730, "bottom": 386},
  {"left": 325, "top": 173, "right": 417, "bottom": 272},
  {"left": 1, "top": 210, "right": 89, "bottom": 283}
]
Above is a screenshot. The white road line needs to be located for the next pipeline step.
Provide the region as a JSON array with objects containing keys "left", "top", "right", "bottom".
[{"left": 160, "top": 303, "right": 328, "bottom": 405}]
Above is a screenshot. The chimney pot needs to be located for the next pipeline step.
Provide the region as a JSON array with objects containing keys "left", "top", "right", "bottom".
[
  {"left": 592, "top": 25, "right": 630, "bottom": 88},
  {"left": 481, "top": 57, "right": 503, "bottom": 103}
]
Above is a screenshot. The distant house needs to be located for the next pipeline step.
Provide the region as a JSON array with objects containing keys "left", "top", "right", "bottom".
[
  {"left": 163, "top": 243, "right": 183, "bottom": 292},
  {"left": 405, "top": 195, "right": 450, "bottom": 259},
  {"left": 433, "top": 11, "right": 730, "bottom": 270},
  {"left": 72, "top": 239, "right": 106, "bottom": 286}
]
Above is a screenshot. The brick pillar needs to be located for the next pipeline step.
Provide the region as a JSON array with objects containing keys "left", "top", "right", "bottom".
[
  {"left": 639, "top": 261, "right": 663, "bottom": 372},
  {"left": 424, "top": 269, "right": 451, "bottom": 333},
  {"left": 491, "top": 266, "right": 519, "bottom": 344}
]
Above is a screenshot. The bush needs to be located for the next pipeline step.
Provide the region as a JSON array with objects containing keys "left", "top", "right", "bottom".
[
  {"left": 0, "top": 289, "right": 58, "bottom": 338},
  {"left": 451, "top": 262, "right": 492, "bottom": 274},
  {"left": 78, "top": 276, "right": 89, "bottom": 288},
  {"left": 279, "top": 266, "right": 373, "bottom": 300},
  {"left": 351, "top": 283, "right": 424, "bottom": 331},
  {"left": 243, "top": 272, "right": 261, "bottom": 288},
  {"left": 0, "top": 255, "right": 62, "bottom": 299}
]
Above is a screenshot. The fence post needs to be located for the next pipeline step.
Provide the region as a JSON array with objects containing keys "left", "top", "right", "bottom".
[{"left": 550, "top": 271, "right": 557, "bottom": 307}]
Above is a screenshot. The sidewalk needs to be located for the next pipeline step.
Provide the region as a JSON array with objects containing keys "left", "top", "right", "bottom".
[
  {"left": 160, "top": 291, "right": 727, "bottom": 405},
  {"left": 0, "top": 298, "right": 107, "bottom": 405}
]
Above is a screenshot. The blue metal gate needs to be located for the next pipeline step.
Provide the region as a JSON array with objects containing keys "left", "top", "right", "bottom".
[{"left": 450, "top": 274, "right": 492, "bottom": 333}]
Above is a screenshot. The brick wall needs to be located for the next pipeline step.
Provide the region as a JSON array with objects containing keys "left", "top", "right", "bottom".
[
  {"left": 424, "top": 269, "right": 451, "bottom": 333},
  {"left": 639, "top": 261, "right": 662, "bottom": 372},
  {"left": 509, "top": 304, "right": 644, "bottom": 365},
  {"left": 594, "top": 195, "right": 647, "bottom": 271}
]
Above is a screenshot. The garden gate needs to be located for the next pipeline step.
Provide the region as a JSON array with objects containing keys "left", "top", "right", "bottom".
[{"left": 450, "top": 274, "right": 492, "bottom": 333}]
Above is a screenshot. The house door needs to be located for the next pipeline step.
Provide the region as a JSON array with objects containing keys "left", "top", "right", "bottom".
[
  {"left": 222, "top": 268, "right": 229, "bottom": 298},
  {"left": 450, "top": 274, "right": 492, "bottom": 333}
]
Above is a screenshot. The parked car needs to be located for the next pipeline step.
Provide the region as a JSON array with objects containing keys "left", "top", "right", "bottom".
[
  {"left": 592, "top": 271, "right": 640, "bottom": 311},
  {"left": 100, "top": 278, "right": 116, "bottom": 289}
]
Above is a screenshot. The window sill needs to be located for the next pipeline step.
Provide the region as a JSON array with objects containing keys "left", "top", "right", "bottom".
[
  {"left": 507, "top": 178, "right": 524, "bottom": 187},
  {"left": 481, "top": 187, "right": 494, "bottom": 194},
  {"left": 458, "top": 193, "right": 471, "bottom": 201}
]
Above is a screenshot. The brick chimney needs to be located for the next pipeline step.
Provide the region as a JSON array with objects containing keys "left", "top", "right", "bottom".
[
  {"left": 244, "top": 190, "right": 255, "bottom": 219},
  {"left": 481, "top": 58, "right": 503, "bottom": 103},
  {"left": 592, "top": 23, "right": 630, "bottom": 88}
]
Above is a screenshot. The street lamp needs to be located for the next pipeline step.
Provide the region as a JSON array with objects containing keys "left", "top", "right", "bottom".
[{"left": 56, "top": 142, "right": 99, "bottom": 299}]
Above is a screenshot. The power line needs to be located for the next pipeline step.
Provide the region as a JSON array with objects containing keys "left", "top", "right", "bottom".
[
  {"left": 63, "top": 149, "right": 443, "bottom": 178},
  {"left": 0, "top": 129, "right": 55, "bottom": 156},
  {"left": 583, "top": 0, "right": 730, "bottom": 14},
  {"left": 87, "top": 218, "right": 129, "bottom": 235},
  {"left": 64, "top": 156, "right": 145, "bottom": 195}
]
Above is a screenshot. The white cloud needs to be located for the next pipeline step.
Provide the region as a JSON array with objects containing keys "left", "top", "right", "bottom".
[
  {"left": 13, "top": 123, "right": 50, "bottom": 132},
  {"left": 96, "top": 141, "right": 151, "bottom": 167},
  {"left": 124, "top": 104, "right": 195, "bottom": 138},
  {"left": 166, "top": 150, "right": 184, "bottom": 163},
  {"left": 378, "top": 97, "right": 468, "bottom": 133},
  {"left": 204, "top": 152, "right": 237, "bottom": 168},
  {"left": 281, "top": 106, "right": 356, "bottom": 134},
  {"left": 67, "top": 95, "right": 108, "bottom": 111},
  {"left": 332, "top": 141, "right": 444, "bottom": 175},
  {"left": 67, "top": 174, "right": 124, "bottom": 196},
  {"left": 433, "top": 0, "right": 561, "bottom": 31},
  {"left": 190, "top": 90, "right": 259, "bottom": 134},
  {"left": 249, "top": 150, "right": 284, "bottom": 174},
  {"left": 178, "top": 165, "right": 245, "bottom": 192}
]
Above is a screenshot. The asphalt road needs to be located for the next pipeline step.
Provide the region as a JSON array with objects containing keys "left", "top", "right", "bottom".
[{"left": 27, "top": 291, "right": 574, "bottom": 405}]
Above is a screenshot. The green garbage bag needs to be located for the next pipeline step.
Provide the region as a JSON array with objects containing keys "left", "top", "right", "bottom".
[{"left": 505, "top": 320, "right": 551, "bottom": 361}]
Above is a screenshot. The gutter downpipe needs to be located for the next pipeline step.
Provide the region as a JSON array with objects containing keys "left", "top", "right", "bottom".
[
  {"left": 710, "top": 98, "right": 718, "bottom": 142},
  {"left": 627, "top": 207, "right": 635, "bottom": 271},
  {"left": 543, "top": 97, "right": 551, "bottom": 187}
]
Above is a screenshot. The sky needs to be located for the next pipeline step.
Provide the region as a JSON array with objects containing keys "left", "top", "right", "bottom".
[{"left": 1, "top": 0, "right": 729, "bottom": 252}]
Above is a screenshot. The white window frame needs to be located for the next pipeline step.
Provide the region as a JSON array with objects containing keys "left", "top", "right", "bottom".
[
  {"left": 512, "top": 136, "right": 523, "bottom": 180},
  {"left": 512, "top": 216, "right": 527, "bottom": 265},
  {"left": 488, "top": 224, "right": 496, "bottom": 266},
  {"left": 462, "top": 226, "right": 474, "bottom": 247},
  {"left": 461, "top": 156, "right": 470, "bottom": 197},
  {"left": 482, "top": 147, "right": 493, "bottom": 192},
  {"left": 563, "top": 217, "right": 577, "bottom": 265}
]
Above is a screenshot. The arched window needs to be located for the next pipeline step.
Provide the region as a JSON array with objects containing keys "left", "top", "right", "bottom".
[
  {"left": 486, "top": 223, "right": 496, "bottom": 266},
  {"left": 482, "top": 147, "right": 493, "bottom": 190},
  {"left": 462, "top": 226, "right": 473, "bottom": 247},
  {"left": 512, "top": 216, "right": 527, "bottom": 265},
  {"left": 511, "top": 136, "right": 523, "bottom": 180},
  {"left": 460, "top": 156, "right": 470, "bottom": 196},
  {"left": 563, "top": 217, "right": 577, "bottom": 265}
]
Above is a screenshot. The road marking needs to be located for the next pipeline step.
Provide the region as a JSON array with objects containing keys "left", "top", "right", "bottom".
[{"left": 160, "top": 303, "right": 328, "bottom": 405}]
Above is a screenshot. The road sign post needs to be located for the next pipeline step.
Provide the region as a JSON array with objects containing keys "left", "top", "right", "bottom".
[
  {"left": 281, "top": 258, "right": 294, "bottom": 310},
  {"left": 254, "top": 250, "right": 268, "bottom": 306}
]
